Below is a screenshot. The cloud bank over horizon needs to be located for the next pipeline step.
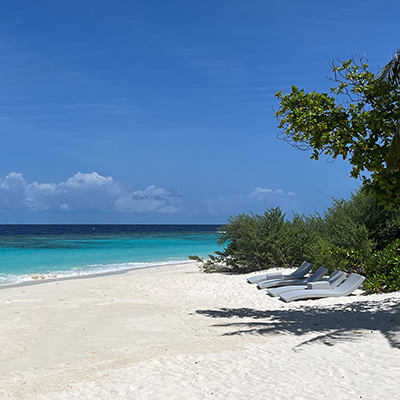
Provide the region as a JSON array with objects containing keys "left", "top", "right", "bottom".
[
  {"left": 202, "top": 187, "right": 297, "bottom": 215},
  {"left": 0, "top": 172, "right": 299, "bottom": 221},
  {"left": 0, "top": 172, "right": 183, "bottom": 214}
]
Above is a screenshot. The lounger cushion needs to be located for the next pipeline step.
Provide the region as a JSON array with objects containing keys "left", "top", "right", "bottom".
[
  {"left": 307, "top": 281, "right": 331, "bottom": 290},
  {"left": 265, "top": 272, "right": 283, "bottom": 280}
]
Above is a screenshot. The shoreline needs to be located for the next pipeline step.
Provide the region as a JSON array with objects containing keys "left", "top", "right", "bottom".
[
  {"left": 0, "top": 260, "right": 196, "bottom": 290},
  {"left": 0, "top": 263, "right": 399, "bottom": 399}
]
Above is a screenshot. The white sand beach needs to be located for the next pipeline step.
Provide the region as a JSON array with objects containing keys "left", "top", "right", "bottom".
[{"left": 0, "top": 262, "right": 399, "bottom": 399}]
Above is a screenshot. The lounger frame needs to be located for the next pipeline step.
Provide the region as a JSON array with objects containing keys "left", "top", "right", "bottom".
[
  {"left": 267, "top": 270, "right": 346, "bottom": 297},
  {"left": 247, "top": 261, "right": 313, "bottom": 285},
  {"left": 257, "top": 266, "right": 328, "bottom": 290},
  {"left": 279, "top": 273, "right": 365, "bottom": 302}
]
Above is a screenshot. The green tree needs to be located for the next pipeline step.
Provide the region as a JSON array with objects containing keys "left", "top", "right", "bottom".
[
  {"left": 275, "top": 51, "right": 400, "bottom": 209},
  {"left": 377, "top": 50, "right": 400, "bottom": 172}
]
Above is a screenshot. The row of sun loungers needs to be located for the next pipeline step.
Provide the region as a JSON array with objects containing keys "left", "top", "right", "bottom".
[{"left": 247, "top": 262, "right": 365, "bottom": 302}]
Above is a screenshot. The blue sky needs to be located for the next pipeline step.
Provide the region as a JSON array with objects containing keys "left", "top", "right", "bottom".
[{"left": 0, "top": 0, "right": 398, "bottom": 224}]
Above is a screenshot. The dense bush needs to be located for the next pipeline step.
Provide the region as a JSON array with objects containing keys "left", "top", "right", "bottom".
[
  {"left": 325, "top": 190, "right": 400, "bottom": 251},
  {"left": 205, "top": 208, "right": 319, "bottom": 273},
  {"left": 363, "top": 239, "right": 400, "bottom": 293},
  {"left": 307, "top": 240, "right": 367, "bottom": 275},
  {"left": 192, "top": 187, "right": 400, "bottom": 292},
  {"left": 192, "top": 207, "right": 319, "bottom": 273},
  {"left": 307, "top": 193, "right": 375, "bottom": 274}
]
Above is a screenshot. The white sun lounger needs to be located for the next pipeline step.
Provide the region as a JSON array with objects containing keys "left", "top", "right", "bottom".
[
  {"left": 257, "top": 266, "right": 328, "bottom": 290},
  {"left": 267, "top": 270, "right": 346, "bottom": 297},
  {"left": 247, "top": 261, "right": 313, "bottom": 284},
  {"left": 279, "top": 273, "right": 366, "bottom": 302}
]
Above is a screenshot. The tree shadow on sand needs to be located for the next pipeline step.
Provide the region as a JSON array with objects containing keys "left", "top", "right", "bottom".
[{"left": 196, "top": 297, "right": 400, "bottom": 350}]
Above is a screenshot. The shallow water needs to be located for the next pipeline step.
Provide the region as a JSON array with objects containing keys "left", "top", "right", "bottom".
[{"left": 0, "top": 225, "right": 222, "bottom": 286}]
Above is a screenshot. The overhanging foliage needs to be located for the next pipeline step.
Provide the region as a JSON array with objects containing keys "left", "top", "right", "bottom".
[{"left": 275, "top": 54, "right": 400, "bottom": 209}]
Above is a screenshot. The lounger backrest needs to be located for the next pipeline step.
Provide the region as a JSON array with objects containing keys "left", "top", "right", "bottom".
[
  {"left": 307, "top": 266, "right": 328, "bottom": 282},
  {"left": 328, "top": 270, "right": 347, "bottom": 288},
  {"left": 328, "top": 270, "right": 341, "bottom": 281},
  {"left": 290, "top": 261, "right": 313, "bottom": 279},
  {"left": 335, "top": 273, "right": 366, "bottom": 295}
]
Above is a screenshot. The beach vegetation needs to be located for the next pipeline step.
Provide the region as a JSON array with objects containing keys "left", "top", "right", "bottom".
[
  {"left": 201, "top": 208, "right": 319, "bottom": 273},
  {"left": 275, "top": 51, "right": 400, "bottom": 210},
  {"left": 363, "top": 239, "right": 400, "bottom": 293},
  {"left": 192, "top": 188, "right": 400, "bottom": 292}
]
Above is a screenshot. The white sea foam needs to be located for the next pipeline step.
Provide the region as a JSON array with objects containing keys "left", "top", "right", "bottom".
[{"left": 0, "top": 259, "right": 196, "bottom": 287}]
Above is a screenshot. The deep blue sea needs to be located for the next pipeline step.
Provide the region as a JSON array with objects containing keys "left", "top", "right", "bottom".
[{"left": 0, "top": 225, "right": 222, "bottom": 286}]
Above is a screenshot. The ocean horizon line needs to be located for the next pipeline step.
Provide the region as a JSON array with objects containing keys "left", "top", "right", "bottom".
[{"left": 0, "top": 224, "right": 221, "bottom": 287}]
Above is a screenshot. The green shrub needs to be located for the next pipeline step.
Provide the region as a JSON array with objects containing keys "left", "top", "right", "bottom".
[
  {"left": 307, "top": 189, "right": 377, "bottom": 275},
  {"left": 191, "top": 188, "right": 400, "bottom": 293},
  {"left": 343, "top": 188, "right": 400, "bottom": 250},
  {"left": 194, "top": 207, "right": 318, "bottom": 273},
  {"left": 321, "top": 195, "right": 375, "bottom": 258},
  {"left": 323, "top": 188, "right": 400, "bottom": 251},
  {"left": 307, "top": 239, "right": 366, "bottom": 274},
  {"left": 363, "top": 239, "right": 400, "bottom": 293}
]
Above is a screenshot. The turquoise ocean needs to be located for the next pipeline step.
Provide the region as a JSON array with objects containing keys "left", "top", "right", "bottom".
[{"left": 0, "top": 225, "right": 222, "bottom": 286}]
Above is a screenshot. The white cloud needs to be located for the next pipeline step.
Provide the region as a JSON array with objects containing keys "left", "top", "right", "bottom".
[
  {"left": 115, "top": 185, "right": 182, "bottom": 214},
  {"left": 203, "top": 187, "right": 296, "bottom": 215},
  {"left": 0, "top": 172, "right": 182, "bottom": 214}
]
